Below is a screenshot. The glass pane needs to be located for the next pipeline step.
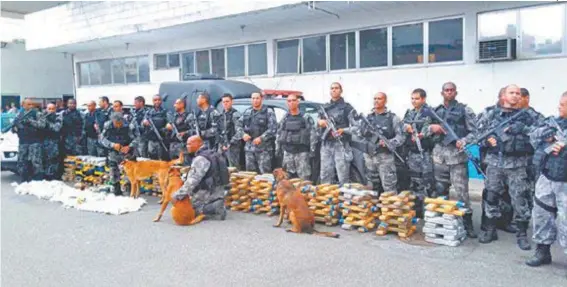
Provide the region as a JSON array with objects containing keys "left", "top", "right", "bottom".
[
  {"left": 347, "top": 33, "right": 356, "bottom": 69},
  {"left": 227, "top": 46, "right": 245, "bottom": 77},
  {"left": 302, "top": 35, "right": 326, "bottom": 72},
  {"left": 276, "top": 39, "right": 299, "bottom": 74},
  {"left": 211, "top": 48, "right": 226, "bottom": 77},
  {"left": 124, "top": 57, "right": 138, "bottom": 83},
  {"left": 429, "top": 18, "right": 463, "bottom": 63},
  {"left": 360, "top": 28, "right": 388, "bottom": 68},
  {"left": 168, "top": 53, "right": 180, "bottom": 67},
  {"left": 520, "top": 5, "right": 564, "bottom": 56},
  {"left": 79, "top": 63, "right": 89, "bottom": 86},
  {"left": 196, "top": 50, "right": 210, "bottom": 74},
  {"left": 330, "top": 33, "right": 347, "bottom": 70},
  {"left": 182, "top": 52, "right": 195, "bottom": 77},
  {"left": 111, "top": 59, "right": 125, "bottom": 84},
  {"left": 155, "top": 54, "right": 167, "bottom": 69},
  {"left": 100, "top": 59, "right": 112, "bottom": 85},
  {"left": 478, "top": 10, "right": 517, "bottom": 40},
  {"left": 89, "top": 62, "right": 101, "bottom": 85},
  {"left": 138, "top": 56, "right": 150, "bottom": 82},
  {"left": 248, "top": 43, "right": 267, "bottom": 76},
  {"left": 393, "top": 23, "right": 424, "bottom": 65}
]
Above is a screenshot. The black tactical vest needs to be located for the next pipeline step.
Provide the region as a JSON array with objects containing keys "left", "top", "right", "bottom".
[
  {"left": 367, "top": 111, "right": 394, "bottom": 153},
  {"left": 16, "top": 109, "right": 41, "bottom": 144},
  {"left": 322, "top": 98, "right": 353, "bottom": 142},
  {"left": 132, "top": 108, "right": 146, "bottom": 133},
  {"left": 486, "top": 108, "right": 535, "bottom": 156},
  {"left": 434, "top": 101, "right": 468, "bottom": 145},
  {"left": 403, "top": 107, "right": 434, "bottom": 152},
  {"left": 145, "top": 107, "right": 167, "bottom": 140},
  {"left": 278, "top": 113, "right": 311, "bottom": 153},
  {"left": 243, "top": 106, "right": 269, "bottom": 139},
  {"left": 84, "top": 111, "right": 98, "bottom": 138},
  {"left": 220, "top": 109, "right": 237, "bottom": 140},
  {"left": 195, "top": 149, "right": 228, "bottom": 190},
  {"left": 196, "top": 106, "right": 214, "bottom": 131},
  {"left": 542, "top": 118, "right": 567, "bottom": 182},
  {"left": 173, "top": 111, "right": 191, "bottom": 143},
  {"left": 62, "top": 109, "right": 83, "bottom": 136},
  {"left": 43, "top": 113, "right": 61, "bottom": 140},
  {"left": 95, "top": 107, "right": 111, "bottom": 129},
  {"left": 106, "top": 124, "right": 132, "bottom": 146}
]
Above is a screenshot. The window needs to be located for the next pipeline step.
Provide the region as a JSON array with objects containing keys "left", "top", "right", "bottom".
[
  {"left": 478, "top": 10, "right": 517, "bottom": 40},
  {"left": 79, "top": 63, "right": 89, "bottom": 86},
  {"left": 211, "top": 48, "right": 225, "bottom": 77},
  {"left": 302, "top": 35, "right": 327, "bottom": 72},
  {"left": 277, "top": 39, "right": 300, "bottom": 74},
  {"left": 77, "top": 56, "right": 150, "bottom": 87},
  {"left": 182, "top": 52, "right": 195, "bottom": 76},
  {"left": 100, "top": 60, "right": 112, "bottom": 85},
  {"left": 429, "top": 18, "right": 463, "bottom": 63},
  {"left": 168, "top": 53, "right": 180, "bottom": 68},
  {"left": 124, "top": 58, "right": 138, "bottom": 83},
  {"left": 155, "top": 54, "right": 167, "bottom": 69},
  {"left": 111, "top": 59, "right": 125, "bottom": 84},
  {"left": 196, "top": 50, "right": 210, "bottom": 74},
  {"left": 89, "top": 62, "right": 102, "bottom": 85},
  {"left": 227, "top": 46, "right": 245, "bottom": 77},
  {"left": 248, "top": 43, "right": 267, "bottom": 76},
  {"left": 138, "top": 57, "right": 150, "bottom": 82},
  {"left": 393, "top": 23, "right": 424, "bottom": 65},
  {"left": 520, "top": 5, "right": 564, "bottom": 56},
  {"left": 330, "top": 32, "right": 356, "bottom": 70},
  {"left": 359, "top": 28, "right": 388, "bottom": 68}
]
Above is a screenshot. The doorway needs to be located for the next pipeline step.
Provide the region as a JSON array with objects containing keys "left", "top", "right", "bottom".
[{"left": 1, "top": 95, "right": 21, "bottom": 113}]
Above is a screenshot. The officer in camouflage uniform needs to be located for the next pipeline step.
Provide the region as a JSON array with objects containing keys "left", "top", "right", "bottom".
[
  {"left": 427, "top": 82, "right": 478, "bottom": 238},
  {"left": 82, "top": 101, "right": 99, "bottom": 156},
  {"left": 95, "top": 96, "right": 112, "bottom": 157},
  {"left": 239, "top": 92, "right": 277, "bottom": 174},
  {"left": 195, "top": 92, "right": 221, "bottom": 151},
  {"left": 61, "top": 99, "right": 84, "bottom": 156},
  {"left": 526, "top": 93, "right": 567, "bottom": 269},
  {"left": 142, "top": 94, "right": 169, "bottom": 160},
  {"left": 276, "top": 94, "right": 318, "bottom": 180},
  {"left": 218, "top": 93, "right": 244, "bottom": 170},
  {"left": 477, "top": 84, "right": 538, "bottom": 250},
  {"left": 11, "top": 98, "right": 44, "bottom": 182},
  {"left": 111, "top": 100, "right": 132, "bottom": 124},
  {"left": 99, "top": 112, "right": 139, "bottom": 196},
  {"left": 131, "top": 96, "right": 148, "bottom": 158},
  {"left": 171, "top": 136, "right": 227, "bottom": 220},
  {"left": 402, "top": 88, "right": 434, "bottom": 217},
  {"left": 318, "top": 82, "right": 358, "bottom": 185},
  {"left": 166, "top": 98, "right": 195, "bottom": 165},
  {"left": 41, "top": 103, "right": 63, "bottom": 180},
  {"left": 355, "top": 92, "right": 403, "bottom": 194}
]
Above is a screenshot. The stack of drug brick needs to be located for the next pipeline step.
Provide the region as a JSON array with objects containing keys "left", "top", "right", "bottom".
[
  {"left": 376, "top": 191, "right": 418, "bottom": 238},
  {"left": 66, "top": 156, "right": 108, "bottom": 186},
  {"left": 249, "top": 174, "right": 276, "bottom": 215},
  {"left": 63, "top": 156, "right": 78, "bottom": 182},
  {"left": 227, "top": 171, "right": 256, "bottom": 212},
  {"left": 304, "top": 183, "right": 341, "bottom": 226},
  {"left": 422, "top": 197, "right": 467, "bottom": 246},
  {"left": 339, "top": 183, "right": 380, "bottom": 233}
]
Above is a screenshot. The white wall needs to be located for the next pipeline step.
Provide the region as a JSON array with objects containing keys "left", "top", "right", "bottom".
[{"left": 71, "top": 1, "right": 567, "bottom": 116}]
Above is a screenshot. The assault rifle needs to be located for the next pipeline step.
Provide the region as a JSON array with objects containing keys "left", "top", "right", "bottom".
[
  {"left": 543, "top": 116, "right": 566, "bottom": 154},
  {"left": 144, "top": 94, "right": 169, "bottom": 151},
  {"left": 403, "top": 120, "right": 426, "bottom": 160},
  {"left": 319, "top": 106, "right": 353, "bottom": 161},
  {"left": 358, "top": 112, "right": 406, "bottom": 164},
  {"left": 1, "top": 109, "right": 34, "bottom": 133},
  {"left": 168, "top": 93, "right": 189, "bottom": 142}
]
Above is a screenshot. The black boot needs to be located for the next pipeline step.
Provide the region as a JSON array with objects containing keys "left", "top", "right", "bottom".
[
  {"left": 525, "top": 244, "right": 552, "bottom": 267},
  {"left": 516, "top": 221, "right": 532, "bottom": 251},
  {"left": 479, "top": 217, "right": 498, "bottom": 244},
  {"left": 497, "top": 221, "right": 518, "bottom": 234},
  {"left": 113, "top": 183, "right": 123, "bottom": 196},
  {"left": 463, "top": 213, "right": 478, "bottom": 239}
]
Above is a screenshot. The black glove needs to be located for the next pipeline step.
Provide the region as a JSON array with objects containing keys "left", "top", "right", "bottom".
[{"left": 507, "top": 122, "right": 525, "bottom": 134}]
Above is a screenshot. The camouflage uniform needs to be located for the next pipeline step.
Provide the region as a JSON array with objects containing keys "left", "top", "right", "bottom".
[
  {"left": 239, "top": 106, "right": 277, "bottom": 174},
  {"left": 276, "top": 111, "right": 318, "bottom": 180},
  {"left": 318, "top": 98, "right": 358, "bottom": 185},
  {"left": 195, "top": 106, "right": 221, "bottom": 151},
  {"left": 95, "top": 107, "right": 112, "bottom": 157},
  {"left": 130, "top": 107, "right": 148, "bottom": 158},
  {"left": 62, "top": 109, "right": 84, "bottom": 155},
  {"left": 527, "top": 116, "right": 567, "bottom": 265},
  {"left": 172, "top": 146, "right": 226, "bottom": 218},
  {"left": 82, "top": 110, "right": 99, "bottom": 156},
  {"left": 143, "top": 107, "right": 169, "bottom": 160},
  {"left": 219, "top": 108, "right": 244, "bottom": 170},
  {"left": 525, "top": 107, "right": 545, "bottom": 209},
  {"left": 41, "top": 112, "right": 63, "bottom": 180},
  {"left": 167, "top": 111, "right": 195, "bottom": 166},
  {"left": 477, "top": 107, "right": 538, "bottom": 247},
  {"left": 12, "top": 109, "right": 44, "bottom": 182}
]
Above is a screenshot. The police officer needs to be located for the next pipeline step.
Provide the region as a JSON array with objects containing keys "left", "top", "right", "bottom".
[
  {"left": 218, "top": 93, "right": 244, "bottom": 170},
  {"left": 276, "top": 94, "right": 317, "bottom": 181},
  {"left": 131, "top": 96, "right": 148, "bottom": 158},
  {"left": 166, "top": 98, "right": 195, "bottom": 164},
  {"left": 171, "top": 135, "right": 227, "bottom": 221},
  {"left": 61, "top": 99, "right": 84, "bottom": 156},
  {"left": 41, "top": 103, "right": 63, "bottom": 180},
  {"left": 526, "top": 92, "right": 567, "bottom": 268},
  {"left": 11, "top": 98, "right": 44, "bottom": 182},
  {"left": 112, "top": 100, "right": 132, "bottom": 123},
  {"left": 427, "top": 82, "right": 478, "bottom": 238},
  {"left": 195, "top": 92, "right": 221, "bottom": 150},
  {"left": 477, "top": 84, "right": 537, "bottom": 250},
  {"left": 94, "top": 96, "right": 112, "bottom": 157},
  {"left": 82, "top": 101, "right": 99, "bottom": 156},
  {"left": 402, "top": 88, "right": 434, "bottom": 217},
  {"left": 318, "top": 82, "right": 357, "bottom": 185},
  {"left": 357, "top": 92, "right": 404, "bottom": 194},
  {"left": 239, "top": 92, "right": 277, "bottom": 174},
  {"left": 99, "top": 112, "right": 139, "bottom": 196},
  {"left": 142, "top": 94, "right": 169, "bottom": 160}
]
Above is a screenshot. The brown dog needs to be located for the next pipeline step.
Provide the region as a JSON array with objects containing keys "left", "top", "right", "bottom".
[
  {"left": 121, "top": 153, "right": 183, "bottom": 199},
  {"left": 272, "top": 168, "right": 339, "bottom": 238}
]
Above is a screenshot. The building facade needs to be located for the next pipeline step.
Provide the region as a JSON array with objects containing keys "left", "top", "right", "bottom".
[{"left": 24, "top": 1, "right": 567, "bottom": 116}]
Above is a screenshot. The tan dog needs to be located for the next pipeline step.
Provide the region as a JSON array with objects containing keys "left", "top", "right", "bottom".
[
  {"left": 121, "top": 153, "right": 183, "bottom": 198},
  {"left": 272, "top": 168, "right": 339, "bottom": 238}
]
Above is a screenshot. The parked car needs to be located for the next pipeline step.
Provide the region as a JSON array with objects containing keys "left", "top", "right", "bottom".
[{"left": 1, "top": 113, "right": 19, "bottom": 174}]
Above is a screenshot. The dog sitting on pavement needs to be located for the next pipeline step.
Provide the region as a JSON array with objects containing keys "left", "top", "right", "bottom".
[{"left": 153, "top": 165, "right": 199, "bottom": 225}]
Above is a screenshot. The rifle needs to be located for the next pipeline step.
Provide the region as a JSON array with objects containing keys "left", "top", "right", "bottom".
[
  {"left": 168, "top": 92, "right": 189, "bottom": 142},
  {"left": 144, "top": 110, "right": 169, "bottom": 152},
  {"left": 2, "top": 110, "right": 34, "bottom": 133},
  {"left": 319, "top": 106, "right": 353, "bottom": 161},
  {"left": 404, "top": 120, "right": 426, "bottom": 159},
  {"left": 358, "top": 112, "right": 406, "bottom": 164},
  {"left": 543, "top": 117, "right": 566, "bottom": 154}
]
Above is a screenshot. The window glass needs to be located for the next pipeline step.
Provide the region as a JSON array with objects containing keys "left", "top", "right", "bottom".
[
  {"left": 330, "top": 32, "right": 356, "bottom": 70},
  {"left": 248, "top": 43, "right": 267, "bottom": 76},
  {"left": 99, "top": 59, "right": 112, "bottom": 85},
  {"left": 168, "top": 53, "right": 180, "bottom": 67},
  {"left": 124, "top": 57, "right": 138, "bottom": 83},
  {"left": 227, "top": 46, "right": 245, "bottom": 77},
  {"left": 111, "top": 59, "right": 125, "bottom": 84},
  {"left": 478, "top": 10, "right": 517, "bottom": 40},
  {"left": 393, "top": 23, "right": 424, "bottom": 65},
  {"left": 79, "top": 63, "right": 89, "bottom": 86},
  {"left": 429, "top": 18, "right": 463, "bottom": 63},
  {"left": 302, "top": 35, "right": 327, "bottom": 72},
  {"left": 155, "top": 54, "right": 167, "bottom": 69},
  {"left": 181, "top": 52, "right": 195, "bottom": 76},
  {"left": 211, "top": 48, "right": 225, "bottom": 77},
  {"left": 196, "top": 50, "right": 210, "bottom": 74},
  {"left": 520, "top": 5, "right": 564, "bottom": 56},
  {"left": 138, "top": 56, "right": 150, "bottom": 82},
  {"left": 88, "top": 62, "right": 101, "bottom": 85},
  {"left": 360, "top": 27, "right": 388, "bottom": 68},
  {"left": 277, "top": 39, "right": 299, "bottom": 74}
]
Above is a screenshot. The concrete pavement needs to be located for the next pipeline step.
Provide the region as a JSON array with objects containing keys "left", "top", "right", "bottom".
[{"left": 1, "top": 171, "right": 565, "bottom": 286}]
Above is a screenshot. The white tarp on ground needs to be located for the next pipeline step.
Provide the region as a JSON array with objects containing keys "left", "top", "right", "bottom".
[{"left": 12, "top": 180, "right": 147, "bottom": 215}]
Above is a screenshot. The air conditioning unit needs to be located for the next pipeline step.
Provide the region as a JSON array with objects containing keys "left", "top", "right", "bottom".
[{"left": 477, "top": 38, "right": 516, "bottom": 62}]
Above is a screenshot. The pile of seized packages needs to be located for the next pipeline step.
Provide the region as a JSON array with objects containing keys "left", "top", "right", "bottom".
[{"left": 63, "top": 155, "right": 470, "bottom": 247}]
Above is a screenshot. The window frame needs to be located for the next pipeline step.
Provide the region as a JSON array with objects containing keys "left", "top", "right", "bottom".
[
  {"left": 275, "top": 38, "right": 301, "bottom": 75},
  {"left": 245, "top": 42, "right": 269, "bottom": 78},
  {"left": 329, "top": 30, "right": 357, "bottom": 72},
  {"left": 154, "top": 53, "right": 180, "bottom": 70},
  {"left": 77, "top": 55, "right": 150, "bottom": 87},
  {"left": 425, "top": 15, "right": 466, "bottom": 65}
]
